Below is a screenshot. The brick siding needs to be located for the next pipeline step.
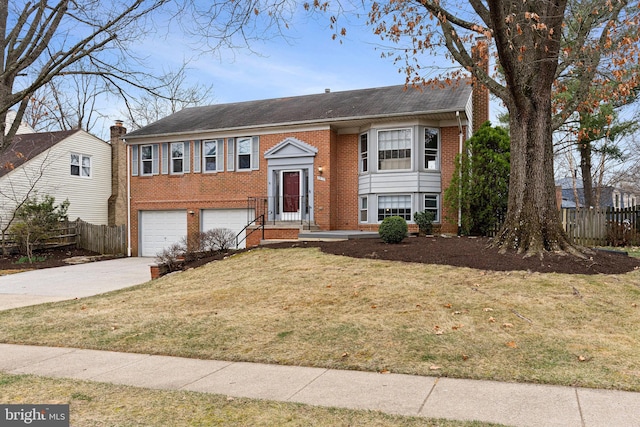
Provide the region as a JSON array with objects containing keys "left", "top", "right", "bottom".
[{"left": 128, "top": 88, "right": 489, "bottom": 254}]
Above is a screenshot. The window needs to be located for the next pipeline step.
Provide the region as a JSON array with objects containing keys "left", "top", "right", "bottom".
[
  {"left": 360, "top": 196, "right": 368, "bottom": 222},
  {"left": 203, "top": 140, "right": 220, "bottom": 172},
  {"left": 237, "top": 137, "right": 252, "bottom": 170},
  {"left": 424, "top": 194, "right": 440, "bottom": 223},
  {"left": 229, "top": 136, "right": 260, "bottom": 171},
  {"left": 360, "top": 133, "right": 368, "bottom": 173},
  {"left": 378, "top": 195, "right": 411, "bottom": 221},
  {"left": 170, "top": 142, "right": 184, "bottom": 173},
  {"left": 425, "top": 128, "right": 439, "bottom": 170},
  {"left": 378, "top": 129, "right": 411, "bottom": 171},
  {"left": 141, "top": 145, "right": 155, "bottom": 175},
  {"left": 70, "top": 153, "right": 91, "bottom": 177}
]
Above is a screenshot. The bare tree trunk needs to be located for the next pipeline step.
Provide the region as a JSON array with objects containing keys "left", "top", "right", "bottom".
[
  {"left": 567, "top": 153, "right": 581, "bottom": 209},
  {"left": 579, "top": 138, "right": 594, "bottom": 208},
  {"left": 493, "top": 92, "right": 577, "bottom": 257}
]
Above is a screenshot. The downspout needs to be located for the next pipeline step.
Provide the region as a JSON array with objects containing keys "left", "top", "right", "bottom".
[
  {"left": 125, "top": 140, "right": 132, "bottom": 257},
  {"left": 456, "top": 111, "right": 463, "bottom": 236}
]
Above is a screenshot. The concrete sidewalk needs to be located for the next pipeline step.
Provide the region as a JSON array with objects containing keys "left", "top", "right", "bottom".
[{"left": 1, "top": 343, "right": 638, "bottom": 426}]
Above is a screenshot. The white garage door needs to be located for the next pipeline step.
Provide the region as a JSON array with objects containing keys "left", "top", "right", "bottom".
[
  {"left": 201, "top": 209, "right": 253, "bottom": 249},
  {"left": 140, "top": 210, "right": 187, "bottom": 257}
]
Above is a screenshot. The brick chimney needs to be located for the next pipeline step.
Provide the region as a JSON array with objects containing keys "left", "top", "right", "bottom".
[
  {"left": 108, "top": 120, "right": 127, "bottom": 227},
  {"left": 471, "top": 37, "right": 490, "bottom": 133}
]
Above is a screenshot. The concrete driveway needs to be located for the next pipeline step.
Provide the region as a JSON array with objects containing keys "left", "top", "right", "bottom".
[{"left": 0, "top": 257, "right": 154, "bottom": 310}]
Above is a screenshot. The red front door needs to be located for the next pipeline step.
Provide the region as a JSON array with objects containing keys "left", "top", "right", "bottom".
[{"left": 283, "top": 171, "right": 300, "bottom": 213}]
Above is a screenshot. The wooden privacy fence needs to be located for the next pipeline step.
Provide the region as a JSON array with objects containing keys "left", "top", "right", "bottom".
[
  {"left": 561, "top": 207, "right": 640, "bottom": 247},
  {"left": 75, "top": 219, "right": 127, "bottom": 255},
  {"left": 1, "top": 221, "right": 77, "bottom": 253}
]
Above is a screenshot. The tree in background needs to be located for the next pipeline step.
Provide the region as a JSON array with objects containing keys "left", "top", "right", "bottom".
[
  {"left": 0, "top": 0, "right": 171, "bottom": 150},
  {"left": 21, "top": 61, "right": 214, "bottom": 136},
  {"left": 445, "top": 122, "right": 510, "bottom": 236},
  {"left": 364, "top": 0, "right": 640, "bottom": 256},
  {"left": 0, "top": 0, "right": 292, "bottom": 147},
  {"left": 575, "top": 105, "right": 637, "bottom": 207},
  {"left": 121, "top": 64, "right": 214, "bottom": 130},
  {"left": 9, "top": 194, "right": 69, "bottom": 262}
]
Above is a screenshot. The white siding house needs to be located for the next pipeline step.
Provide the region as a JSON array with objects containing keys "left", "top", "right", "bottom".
[{"left": 0, "top": 129, "right": 112, "bottom": 229}]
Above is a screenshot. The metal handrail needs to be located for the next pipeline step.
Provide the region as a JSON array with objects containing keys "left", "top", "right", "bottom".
[{"left": 235, "top": 214, "right": 265, "bottom": 248}]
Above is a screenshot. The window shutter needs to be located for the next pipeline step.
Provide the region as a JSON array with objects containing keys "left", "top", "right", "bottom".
[
  {"left": 217, "top": 140, "right": 224, "bottom": 172},
  {"left": 131, "top": 145, "right": 138, "bottom": 176},
  {"left": 184, "top": 142, "right": 190, "bottom": 173},
  {"left": 227, "top": 138, "right": 235, "bottom": 171},
  {"left": 161, "top": 143, "right": 168, "bottom": 174},
  {"left": 251, "top": 136, "right": 259, "bottom": 170},
  {"left": 194, "top": 141, "right": 201, "bottom": 173},
  {"left": 152, "top": 144, "right": 160, "bottom": 175}
]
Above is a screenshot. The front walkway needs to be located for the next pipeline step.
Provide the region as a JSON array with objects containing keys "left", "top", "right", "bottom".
[{"left": 297, "top": 230, "right": 379, "bottom": 240}]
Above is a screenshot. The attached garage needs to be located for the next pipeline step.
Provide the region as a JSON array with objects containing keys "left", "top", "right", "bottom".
[
  {"left": 201, "top": 209, "right": 253, "bottom": 249},
  {"left": 139, "top": 210, "right": 187, "bottom": 257}
]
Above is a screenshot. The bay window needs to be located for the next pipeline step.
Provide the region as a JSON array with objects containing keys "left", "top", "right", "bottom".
[
  {"left": 378, "top": 195, "right": 411, "bottom": 221},
  {"left": 378, "top": 129, "right": 411, "bottom": 171}
]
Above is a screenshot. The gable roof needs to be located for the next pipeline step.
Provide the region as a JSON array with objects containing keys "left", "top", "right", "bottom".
[
  {"left": 0, "top": 129, "right": 80, "bottom": 178},
  {"left": 125, "top": 83, "right": 473, "bottom": 140}
]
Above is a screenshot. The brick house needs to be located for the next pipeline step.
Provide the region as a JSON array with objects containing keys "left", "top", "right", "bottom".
[{"left": 121, "top": 81, "right": 489, "bottom": 256}]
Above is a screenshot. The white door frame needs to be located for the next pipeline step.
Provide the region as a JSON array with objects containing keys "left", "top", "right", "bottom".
[{"left": 279, "top": 169, "right": 303, "bottom": 221}]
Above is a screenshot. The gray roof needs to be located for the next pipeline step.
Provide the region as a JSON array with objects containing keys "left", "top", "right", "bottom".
[
  {"left": 125, "top": 83, "right": 473, "bottom": 140},
  {"left": 0, "top": 129, "right": 80, "bottom": 178}
]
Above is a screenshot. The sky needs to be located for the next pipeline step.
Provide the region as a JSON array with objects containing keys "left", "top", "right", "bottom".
[
  {"left": 135, "top": 17, "right": 416, "bottom": 104},
  {"left": 126, "top": 9, "right": 502, "bottom": 114},
  {"left": 82, "top": 5, "right": 503, "bottom": 139}
]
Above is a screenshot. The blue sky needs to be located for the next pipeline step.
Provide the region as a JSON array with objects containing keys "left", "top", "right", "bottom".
[
  {"left": 132, "top": 10, "right": 483, "bottom": 103},
  {"left": 137, "top": 19, "right": 409, "bottom": 104},
  {"left": 113, "top": 9, "right": 503, "bottom": 136}
]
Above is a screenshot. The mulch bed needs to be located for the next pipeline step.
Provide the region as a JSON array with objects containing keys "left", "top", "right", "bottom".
[
  {"left": 187, "top": 236, "right": 640, "bottom": 275},
  {"left": 2, "top": 237, "right": 638, "bottom": 276},
  {"left": 0, "top": 248, "right": 113, "bottom": 272}
]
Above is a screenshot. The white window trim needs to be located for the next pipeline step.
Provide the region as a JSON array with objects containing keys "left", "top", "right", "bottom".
[
  {"left": 359, "top": 133, "right": 368, "bottom": 173},
  {"left": 170, "top": 142, "right": 184, "bottom": 174},
  {"left": 70, "top": 153, "right": 91, "bottom": 178},
  {"left": 424, "top": 194, "right": 440, "bottom": 223},
  {"left": 377, "top": 194, "right": 412, "bottom": 222},
  {"left": 236, "top": 136, "right": 259, "bottom": 171},
  {"left": 140, "top": 144, "right": 158, "bottom": 176},
  {"left": 376, "top": 128, "right": 413, "bottom": 172},
  {"left": 203, "top": 139, "right": 224, "bottom": 173},
  {"left": 424, "top": 127, "right": 440, "bottom": 171},
  {"left": 359, "top": 196, "right": 368, "bottom": 223}
]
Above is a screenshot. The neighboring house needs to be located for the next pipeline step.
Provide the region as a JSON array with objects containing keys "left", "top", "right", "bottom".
[
  {"left": 122, "top": 80, "right": 490, "bottom": 256},
  {"left": 4, "top": 110, "right": 35, "bottom": 135},
  {"left": 0, "top": 129, "right": 112, "bottom": 229},
  {"left": 557, "top": 177, "right": 637, "bottom": 209}
]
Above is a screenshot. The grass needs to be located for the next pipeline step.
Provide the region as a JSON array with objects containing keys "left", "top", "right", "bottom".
[
  {"left": 1, "top": 247, "right": 640, "bottom": 392},
  {"left": 0, "top": 372, "right": 502, "bottom": 427}
]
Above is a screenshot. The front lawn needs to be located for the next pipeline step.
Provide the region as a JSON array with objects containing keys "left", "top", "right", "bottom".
[{"left": 1, "top": 247, "right": 639, "bottom": 391}]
